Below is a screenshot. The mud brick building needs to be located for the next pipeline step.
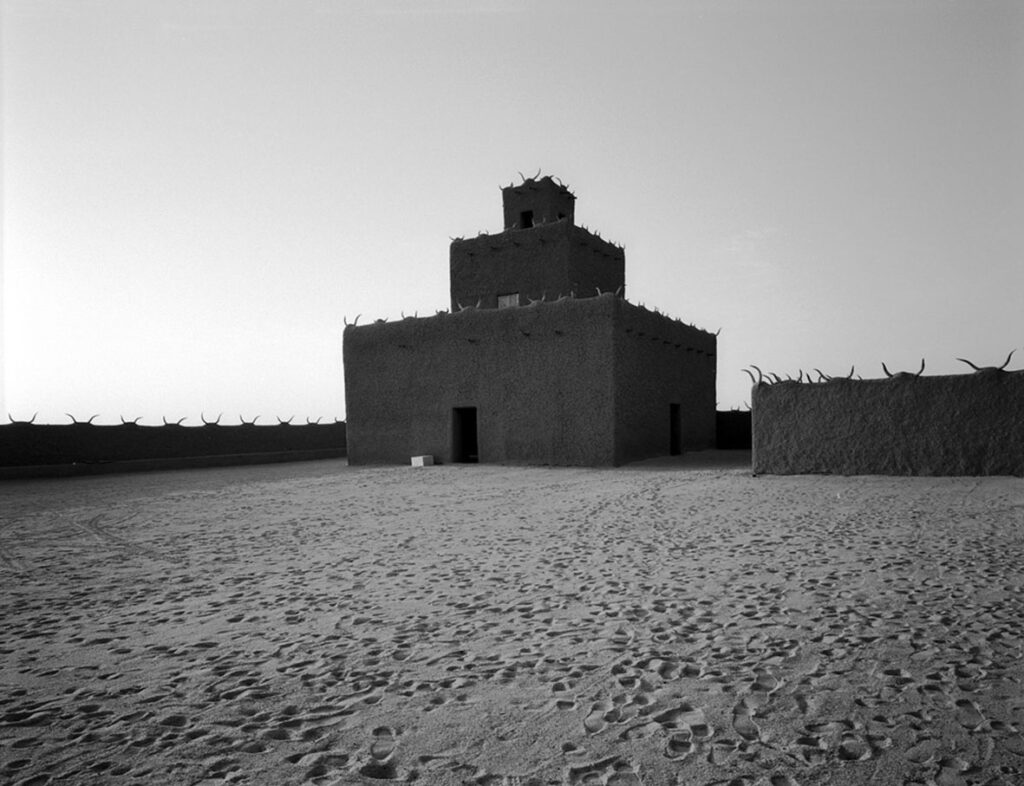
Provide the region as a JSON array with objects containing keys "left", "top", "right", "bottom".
[{"left": 343, "top": 176, "right": 716, "bottom": 466}]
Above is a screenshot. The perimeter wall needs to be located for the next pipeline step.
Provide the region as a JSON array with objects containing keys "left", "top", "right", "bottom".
[
  {"left": 752, "top": 372, "right": 1024, "bottom": 476},
  {"left": 0, "top": 422, "right": 346, "bottom": 478}
]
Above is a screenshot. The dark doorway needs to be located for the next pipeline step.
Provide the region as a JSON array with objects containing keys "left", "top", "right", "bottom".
[
  {"left": 520, "top": 210, "right": 534, "bottom": 228},
  {"left": 453, "top": 407, "right": 479, "bottom": 463},
  {"left": 669, "top": 404, "right": 682, "bottom": 456}
]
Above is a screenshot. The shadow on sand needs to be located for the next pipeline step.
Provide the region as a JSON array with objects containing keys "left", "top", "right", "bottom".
[{"left": 624, "top": 449, "right": 752, "bottom": 471}]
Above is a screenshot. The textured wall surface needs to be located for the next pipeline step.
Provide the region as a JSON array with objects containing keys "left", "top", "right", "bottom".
[
  {"left": 612, "top": 300, "right": 717, "bottom": 463},
  {"left": 0, "top": 422, "right": 346, "bottom": 474},
  {"left": 344, "top": 297, "right": 617, "bottom": 465},
  {"left": 449, "top": 223, "right": 624, "bottom": 311},
  {"left": 752, "top": 372, "right": 1024, "bottom": 476},
  {"left": 344, "top": 296, "right": 717, "bottom": 466},
  {"left": 568, "top": 227, "right": 626, "bottom": 299}
]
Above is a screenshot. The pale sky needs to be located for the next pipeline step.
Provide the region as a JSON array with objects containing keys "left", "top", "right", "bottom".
[{"left": 3, "top": 0, "right": 1022, "bottom": 425}]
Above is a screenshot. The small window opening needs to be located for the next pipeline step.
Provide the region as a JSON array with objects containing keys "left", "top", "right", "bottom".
[
  {"left": 497, "top": 292, "right": 519, "bottom": 309},
  {"left": 520, "top": 210, "right": 534, "bottom": 228},
  {"left": 557, "top": 212, "right": 566, "bottom": 220}
]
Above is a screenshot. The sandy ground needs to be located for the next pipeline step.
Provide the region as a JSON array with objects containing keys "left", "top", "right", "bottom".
[{"left": 1, "top": 454, "right": 1023, "bottom": 786}]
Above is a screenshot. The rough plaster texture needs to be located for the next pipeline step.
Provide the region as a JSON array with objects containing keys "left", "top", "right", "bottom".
[
  {"left": 449, "top": 222, "right": 624, "bottom": 311},
  {"left": 0, "top": 422, "right": 346, "bottom": 473},
  {"left": 345, "top": 297, "right": 616, "bottom": 466},
  {"left": 343, "top": 296, "right": 716, "bottom": 466},
  {"left": 612, "top": 302, "right": 716, "bottom": 463},
  {"left": 752, "top": 372, "right": 1024, "bottom": 476}
]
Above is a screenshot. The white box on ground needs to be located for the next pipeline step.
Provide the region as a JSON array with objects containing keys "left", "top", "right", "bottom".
[{"left": 411, "top": 455, "right": 435, "bottom": 467}]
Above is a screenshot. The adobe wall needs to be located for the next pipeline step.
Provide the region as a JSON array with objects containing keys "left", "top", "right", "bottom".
[
  {"left": 0, "top": 422, "right": 346, "bottom": 477},
  {"left": 502, "top": 177, "right": 575, "bottom": 228},
  {"left": 449, "top": 222, "right": 624, "bottom": 310},
  {"left": 612, "top": 301, "right": 717, "bottom": 464},
  {"left": 343, "top": 297, "right": 617, "bottom": 465},
  {"left": 568, "top": 226, "right": 626, "bottom": 299},
  {"left": 752, "top": 372, "right": 1024, "bottom": 476},
  {"left": 450, "top": 223, "right": 570, "bottom": 310}
]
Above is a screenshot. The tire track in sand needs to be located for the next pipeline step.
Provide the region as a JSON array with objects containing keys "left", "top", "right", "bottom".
[
  {"left": 72, "top": 513, "right": 167, "bottom": 561},
  {"left": 0, "top": 520, "right": 26, "bottom": 574}
]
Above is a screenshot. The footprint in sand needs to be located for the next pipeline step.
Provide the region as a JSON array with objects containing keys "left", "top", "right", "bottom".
[
  {"left": 647, "top": 658, "right": 680, "bottom": 680},
  {"left": 293, "top": 752, "right": 350, "bottom": 784},
  {"left": 791, "top": 692, "right": 810, "bottom": 715},
  {"left": 905, "top": 736, "right": 940, "bottom": 764},
  {"left": 665, "top": 729, "right": 696, "bottom": 760},
  {"left": 999, "top": 734, "right": 1024, "bottom": 758},
  {"left": 358, "top": 758, "right": 400, "bottom": 781},
  {"left": 707, "top": 738, "right": 740, "bottom": 765},
  {"left": 653, "top": 701, "right": 711, "bottom": 760},
  {"left": 356, "top": 726, "right": 402, "bottom": 780},
  {"left": 954, "top": 698, "right": 986, "bottom": 731},
  {"left": 202, "top": 756, "right": 242, "bottom": 780},
  {"left": 837, "top": 732, "right": 872, "bottom": 762},
  {"left": 881, "top": 667, "right": 916, "bottom": 691},
  {"left": 618, "top": 720, "right": 661, "bottom": 741},
  {"left": 934, "top": 756, "right": 971, "bottom": 786},
  {"left": 731, "top": 698, "right": 760, "bottom": 743},
  {"left": 606, "top": 759, "right": 641, "bottom": 786},
  {"left": 584, "top": 700, "right": 613, "bottom": 734},
  {"left": 769, "top": 774, "right": 801, "bottom": 786},
  {"left": 473, "top": 771, "right": 547, "bottom": 785},
  {"left": 653, "top": 701, "right": 706, "bottom": 732},
  {"left": 752, "top": 667, "right": 782, "bottom": 695},
  {"left": 795, "top": 734, "right": 826, "bottom": 765},
  {"left": 370, "top": 725, "right": 397, "bottom": 760},
  {"left": 568, "top": 756, "right": 639, "bottom": 786}
]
